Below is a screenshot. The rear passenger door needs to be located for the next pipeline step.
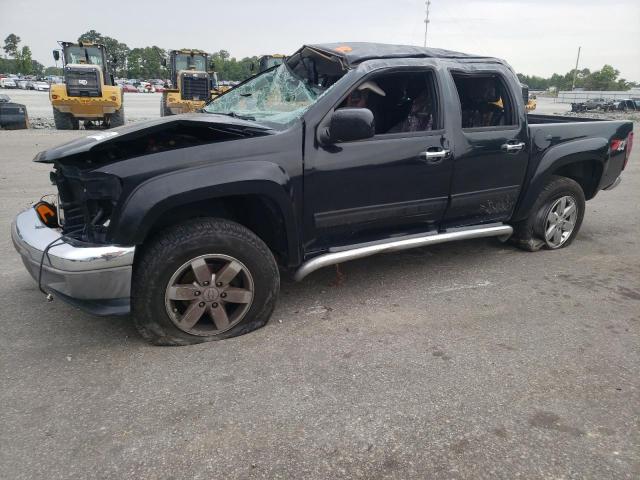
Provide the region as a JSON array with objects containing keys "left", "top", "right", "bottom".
[{"left": 443, "top": 69, "right": 529, "bottom": 227}]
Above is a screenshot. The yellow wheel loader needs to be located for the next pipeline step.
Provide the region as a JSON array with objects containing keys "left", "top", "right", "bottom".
[
  {"left": 521, "top": 83, "right": 537, "bottom": 111},
  {"left": 50, "top": 42, "right": 124, "bottom": 130},
  {"left": 161, "top": 49, "right": 221, "bottom": 116},
  {"left": 257, "top": 54, "right": 286, "bottom": 73}
]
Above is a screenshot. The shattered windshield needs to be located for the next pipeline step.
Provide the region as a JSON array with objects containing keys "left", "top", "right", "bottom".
[{"left": 205, "top": 55, "right": 344, "bottom": 127}]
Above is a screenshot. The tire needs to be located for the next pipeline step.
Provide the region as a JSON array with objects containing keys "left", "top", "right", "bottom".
[
  {"left": 511, "top": 175, "right": 585, "bottom": 252},
  {"left": 132, "top": 218, "right": 280, "bottom": 346},
  {"left": 109, "top": 104, "right": 125, "bottom": 128},
  {"left": 52, "top": 108, "right": 79, "bottom": 130},
  {"left": 160, "top": 94, "right": 172, "bottom": 116}
]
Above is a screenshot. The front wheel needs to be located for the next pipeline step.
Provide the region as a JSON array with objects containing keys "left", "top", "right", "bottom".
[
  {"left": 512, "top": 175, "right": 585, "bottom": 251},
  {"left": 132, "top": 218, "right": 280, "bottom": 346},
  {"left": 52, "top": 108, "right": 79, "bottom": 130}
]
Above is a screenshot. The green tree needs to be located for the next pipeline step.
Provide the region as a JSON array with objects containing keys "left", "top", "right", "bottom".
[
  {"left": 44, "top": 66, "right": 63, "bottom": 77},
  {"left": 0, "top": 57, "right": 16, "bottom": 74},
  {"left": 78, "top": 29, "right": 101, "bottom": 43},
  {"left": 31, "top": 60, "right": 44, "bottom": 76},
  {"left": 17, "top": 45, "right": 33, "bottom": 74},
  {"left": 3, "top": 33, "right": 20, "bottom": 57},
  {"left": 210, "top": 50, "right": 258, "bottom": 81},
  {"left": 126, "top": 46, "right": 166, "bottom": 78},
  {"left": 77, "top": 30, "right": 130, "bottom": 77},
  {"left": 519, "top": 65, "right": 633, "bottom": 92}
]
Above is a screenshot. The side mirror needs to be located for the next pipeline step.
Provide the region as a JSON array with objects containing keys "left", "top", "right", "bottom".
[
  {"left": 321, "top": 108, "right": 375, "bottom": 144},
  {"left": 53, "top": 50, "right": 60, "bottom": 62},
  {"left": 250, "top": 63, "right": 255, "bottom": 72},
  {"left": 210, "top": 60, "right": 216, "bottom": 70},
  {"left": 161, "top": 58, "right": 167, "bottom": 67}
]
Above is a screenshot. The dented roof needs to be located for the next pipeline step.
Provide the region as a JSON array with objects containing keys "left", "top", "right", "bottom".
[{"left": 304, "top": 42, "right": 493, "bottom": 67}]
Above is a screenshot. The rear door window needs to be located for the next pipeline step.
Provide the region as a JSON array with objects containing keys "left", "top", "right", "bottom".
[{"left": 451, "top": 72, "right": 517, "bottom": 129}]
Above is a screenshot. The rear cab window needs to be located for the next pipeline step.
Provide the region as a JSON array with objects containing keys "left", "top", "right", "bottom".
[{"left": 451, "top": 71, "right": 517, "bottom": 129}]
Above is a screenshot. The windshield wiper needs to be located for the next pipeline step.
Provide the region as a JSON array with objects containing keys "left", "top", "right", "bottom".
[{"left": 206, "top": 111, "right": 256, "bottom": 121}]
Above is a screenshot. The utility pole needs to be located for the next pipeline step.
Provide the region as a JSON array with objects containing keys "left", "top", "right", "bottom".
[
  {"left": 571, "top": 46, "right": 581, "bottom": 91},
  {"left": 424, "top": 1, "right": 431, "bottom": 47}
]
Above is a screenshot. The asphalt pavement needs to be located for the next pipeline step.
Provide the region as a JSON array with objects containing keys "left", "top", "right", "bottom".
[{"left": 0, "top": 128, "right": 638, "bottom": 479}]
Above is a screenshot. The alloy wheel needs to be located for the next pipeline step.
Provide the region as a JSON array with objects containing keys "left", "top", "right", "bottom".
[
  {"left": 164, "top": 254, "right": 254, "bottom": 336},
  {"left": 543, "top": 195, "right": 578, "bottom": 249}
]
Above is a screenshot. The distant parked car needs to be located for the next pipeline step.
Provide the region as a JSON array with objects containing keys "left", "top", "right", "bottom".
[
  {"left": 137, "top": 82, "right": 155, "bottom": 93},
  {"left": 0, "top": 94, "right": 28, "bottom": 129},
  {"left": 153, "top": 84, "right": 166, "bottom": 92},
  {"left": 0, "top": 78, "right": 17, "bottom": 89},
  {"left": 121, "top": 84, "right": 138, "bottom": 93},
  {"left": 612, "top": 99, "right": 637, "bottom": 111},
  {"left": 583, "top": 98, "right": 610, "bottom": 110},
  {"left": 33, "top": 81, "right": 50, "bottom": 92}
]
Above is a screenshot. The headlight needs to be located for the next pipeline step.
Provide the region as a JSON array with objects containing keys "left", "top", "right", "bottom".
[{"left": 56, "top": 194, "right": 65, "bottom": 226}]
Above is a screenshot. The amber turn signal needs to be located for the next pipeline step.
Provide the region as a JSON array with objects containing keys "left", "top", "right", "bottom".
[{"left": 34, "top": 201, "right": 59, "bottom": 228}]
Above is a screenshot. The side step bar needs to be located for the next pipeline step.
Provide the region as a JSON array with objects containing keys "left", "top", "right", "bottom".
[{"left": 293, "top": 224, "right": 513, "bottom": 282}]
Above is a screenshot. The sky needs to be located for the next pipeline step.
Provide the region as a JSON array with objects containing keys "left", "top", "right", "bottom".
[{"left": 1, "top": 0, "right": 639, "bottom": 81}]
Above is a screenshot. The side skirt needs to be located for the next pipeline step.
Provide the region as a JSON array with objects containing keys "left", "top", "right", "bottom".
[{"left": 293, "top": 223, "right": 513, "bottom": 282}]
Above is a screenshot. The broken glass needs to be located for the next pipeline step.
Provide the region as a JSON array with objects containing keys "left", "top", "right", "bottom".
[{"left": 205, "top": 64, "right": 332, "bottom": 126}]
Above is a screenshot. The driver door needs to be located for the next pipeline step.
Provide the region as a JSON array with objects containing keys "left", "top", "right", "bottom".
[{"left": 302, "top": 68, "right": 453, "bottom": 252}]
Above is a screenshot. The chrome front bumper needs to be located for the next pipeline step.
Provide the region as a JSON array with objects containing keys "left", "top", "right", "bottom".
[{"left": 11, "top": 208, "right": 135, "bottom": 316}]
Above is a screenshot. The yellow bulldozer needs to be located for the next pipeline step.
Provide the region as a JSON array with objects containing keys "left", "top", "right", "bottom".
[
  {"left": 161, "top": 49, "right": 223, "bottom": 116},
  {"left": 50, "top": 41, "right": 124, "bottom": 129}
]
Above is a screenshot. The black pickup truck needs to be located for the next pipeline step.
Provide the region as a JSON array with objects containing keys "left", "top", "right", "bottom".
[{"left": 12, "top": 43, "right": 634, "bottom": 345}]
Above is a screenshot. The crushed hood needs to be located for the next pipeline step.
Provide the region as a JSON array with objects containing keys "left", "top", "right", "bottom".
[{"left": 34, "top": 113, "right": 273, "bottom": 164}]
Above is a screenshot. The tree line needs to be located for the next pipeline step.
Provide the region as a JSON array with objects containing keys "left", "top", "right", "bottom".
[
  {"left": 2, "top": 31, "right": 638, "bottom": 89},
  {"left": 73, "top": 30, "right": 259, "bottom": 81},
  {"left": 518, "top": 65, "right": 637, "bottom": 91},
  {"left": 0, "top": 34, "right": 48, "bottom": 76}
]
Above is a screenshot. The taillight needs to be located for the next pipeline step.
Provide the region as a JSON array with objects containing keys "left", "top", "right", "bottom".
[
  {"left": 624, "top": 132, "right": 633, "bottom": 170},
  {"left": 611, "top": 132, "right": 634, "bottom": 171}
]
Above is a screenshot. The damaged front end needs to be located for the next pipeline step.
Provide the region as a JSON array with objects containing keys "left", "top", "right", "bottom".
[
  {"left": 13, "top": 114, "right": 274, "bottom": 315},
  {"left": 52, "top": 168, "right": 121, "bottom": 243}
]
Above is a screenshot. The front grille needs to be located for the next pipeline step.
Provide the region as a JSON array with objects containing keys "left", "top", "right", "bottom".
[
  {"left": 65, "top": 67, "right": 101, "bottom": 97},
  {"left": 181, "top": 73, "right": 209, "bottom": 101}
]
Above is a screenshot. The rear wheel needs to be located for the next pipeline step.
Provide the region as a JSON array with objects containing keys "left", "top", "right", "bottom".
[
  {"left": 109, "top": 105, "right": 125, "bottom": 128},
  {"left": 160, "top": 94, "right": 172, "bottom": 116},
  {"left": 52, "top": 108, "right": 79, "bottom": 130},
  {"left": 512, "top": 175, "right": 585, "bottom": 251},
  {"left": 132, "top": 218, "right": 280, "bottom": 346}
]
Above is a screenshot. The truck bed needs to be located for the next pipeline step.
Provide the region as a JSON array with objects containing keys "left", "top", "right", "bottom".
[{"left": 527, "top": 113, "right": 608, "bottom": 124}]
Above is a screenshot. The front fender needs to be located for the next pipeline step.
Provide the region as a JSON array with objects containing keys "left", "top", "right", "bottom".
[
  {"left": 112, "top": 160, "right": 300, "bottom": 260},
  {"left": 512, "top": 136, "right": 608, "bottom": 221}
]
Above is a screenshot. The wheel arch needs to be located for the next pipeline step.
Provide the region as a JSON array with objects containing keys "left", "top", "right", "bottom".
[
  {"left": 112, "top": 161, "right": 302, "bottom": 267},
  {"left": 512, "top": 137, "right": 607, "bottom": 221}
]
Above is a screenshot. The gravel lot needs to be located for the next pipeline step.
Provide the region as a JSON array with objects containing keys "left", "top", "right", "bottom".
[
  {"left": 2, "top": 89, "right": 160, "bottom": 127},
  {"left": 0, "top": 127, "right": 638, "bottom": 479}
]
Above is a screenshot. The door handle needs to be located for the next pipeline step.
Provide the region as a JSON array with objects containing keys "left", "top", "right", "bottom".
[
  {"left": 419, "top": 149, "right": 450, "bottom": 164},
  {"left": 501, "top": 142, "right": 525, "bottom": 153}
]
